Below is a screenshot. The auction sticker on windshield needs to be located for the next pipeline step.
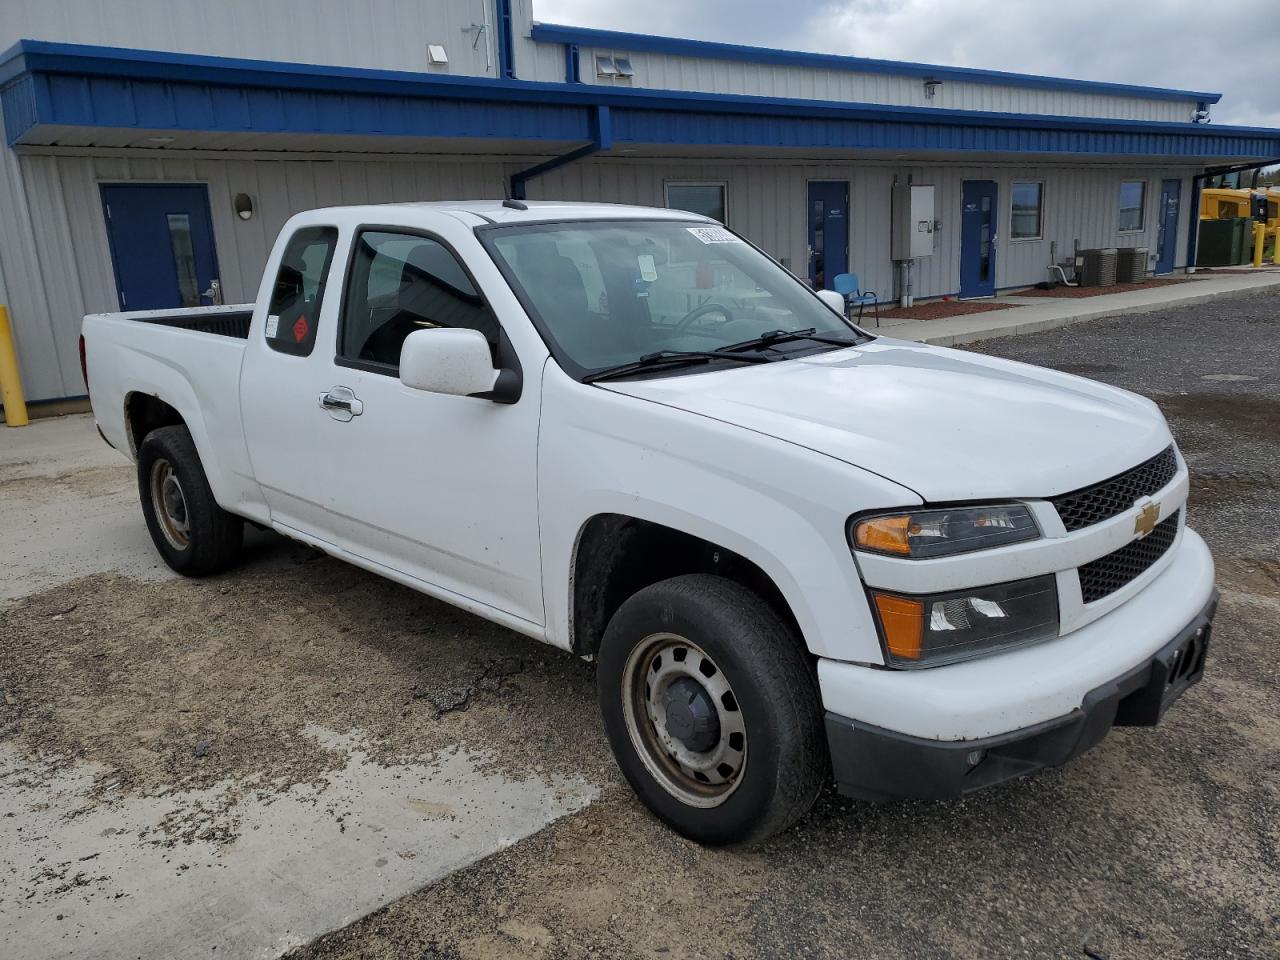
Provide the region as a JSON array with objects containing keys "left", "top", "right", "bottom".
[{"left": 688, "top": 226, "right": 740, "bottom": 244}]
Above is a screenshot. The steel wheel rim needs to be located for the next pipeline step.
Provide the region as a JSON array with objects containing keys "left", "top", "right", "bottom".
[
  {"left": 150, "top": 458, "right": 190, "bottom": 550},
  {"left": 621, "top": 632, "right": 747, "bottom": 808}
]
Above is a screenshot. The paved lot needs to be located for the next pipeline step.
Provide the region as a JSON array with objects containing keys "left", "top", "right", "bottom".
[{"left": 2, "top": 288, "right": 1278, "bottom": 959}]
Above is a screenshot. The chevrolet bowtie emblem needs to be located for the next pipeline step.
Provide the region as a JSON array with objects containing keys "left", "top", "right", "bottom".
[{"left": 1134, "top": 501, "right": 1161, "bottom": 537}]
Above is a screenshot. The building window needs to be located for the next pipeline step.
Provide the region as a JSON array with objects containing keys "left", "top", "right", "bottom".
[
  {"left": 1010, "top": 181, "right": 1044, "bottom": 240},
  {"left": 1118, "top": 180, "right": 1147, "bottom": 232},
  {"left": 665, "top": 182, "right": 728, "bottom": 224}
]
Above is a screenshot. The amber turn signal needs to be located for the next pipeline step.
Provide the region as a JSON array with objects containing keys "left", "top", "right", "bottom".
[
  {"left": 871, "top": 592, "right": 924, "bottom": 661},
  {"left": 854, "top": 515, "right": 913, "bottom": 555}
]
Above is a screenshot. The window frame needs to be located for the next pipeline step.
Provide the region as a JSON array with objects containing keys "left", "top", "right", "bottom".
[
  {"left": 1008, "top": 180, "right": 1045, "bottom": 242},
  {"left": 663, "top": 180, "right": 729, "bottom": 225},
  {"left": 264, "top": 224, "right": 340, "bottom": 358},
  {"left": 1118, "top": 179, "right": 1148, "bottom": 233},
  {"left": 333, "top": 225, "right": 504, "bottom": 378}
]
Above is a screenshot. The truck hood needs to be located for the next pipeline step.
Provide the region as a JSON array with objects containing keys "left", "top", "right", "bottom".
[{"left": 601, "top": 339, "right": 1172, "bottom": 502}]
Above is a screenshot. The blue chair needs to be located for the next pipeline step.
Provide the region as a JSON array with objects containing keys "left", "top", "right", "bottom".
[{"left": 832, "top": 273, "right": 879, "bottom": 324}]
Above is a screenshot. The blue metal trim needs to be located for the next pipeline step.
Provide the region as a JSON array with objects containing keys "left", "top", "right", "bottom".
[
  {"left": 2, "top": 40, "right": 1268, "bottom": 137},
  {"left": 494, "top": 0, "right": 515, "bottom": 80},
  {"left": 530, "top": 24, "right": 1222, "bottom": 105},
  {"left": 3, "top": 40, "right": 1277, "bottom": 160}
]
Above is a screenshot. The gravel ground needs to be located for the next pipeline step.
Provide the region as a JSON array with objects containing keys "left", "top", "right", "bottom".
[{"left": 3, "top": 289, "right": 1278, "bottom": 959}]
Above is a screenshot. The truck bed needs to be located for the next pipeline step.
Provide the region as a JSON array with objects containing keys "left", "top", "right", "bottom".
[{"left": 120, "top": 304, "right": 254, "bottom": 339}]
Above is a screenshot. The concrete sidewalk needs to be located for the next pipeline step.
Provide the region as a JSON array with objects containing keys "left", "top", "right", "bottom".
[{"left": 876, "top": 270, "right": 1280, "bottom": 347}]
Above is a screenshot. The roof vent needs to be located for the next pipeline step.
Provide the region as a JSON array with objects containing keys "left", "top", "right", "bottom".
[
  {"left": 596, "top": 55, "right": 617, "bottom": 77},
  {"left": 427, "top": 44, "right": 449, "bottom": 65}
]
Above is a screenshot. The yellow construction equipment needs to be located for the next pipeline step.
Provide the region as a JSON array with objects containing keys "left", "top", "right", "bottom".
[{"left": 0, "top": 304, "right": 29, "bottom": 427}]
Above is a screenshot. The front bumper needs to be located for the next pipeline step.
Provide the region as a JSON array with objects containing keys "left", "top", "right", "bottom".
[{"left": 826, "top": 592, "right": 1217, "bottom": 801}]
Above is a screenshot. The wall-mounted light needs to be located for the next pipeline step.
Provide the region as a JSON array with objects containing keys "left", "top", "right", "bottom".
[
  {"left": 923, "top": 78, "right": 942, "bottom": 99},
  {"left": 233, "top": 193, "right": 255, "bottom": 221}
]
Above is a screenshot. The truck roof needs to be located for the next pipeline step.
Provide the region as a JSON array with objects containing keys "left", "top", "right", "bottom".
[{"left": 299, "top": 199, "right": 714, "bottom": 227}]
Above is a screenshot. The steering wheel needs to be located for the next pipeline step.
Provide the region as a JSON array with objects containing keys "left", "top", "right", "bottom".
[{"left": 673, "top": 301, "right": 733, "bottom": 335}]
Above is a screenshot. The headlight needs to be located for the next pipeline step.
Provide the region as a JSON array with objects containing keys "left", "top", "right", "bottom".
[
  {"left": 852, "top": 504, "right": 1039, "bottom": 559},
  {"left": 870, "top": 575, "right": 1059, "bottom": 667}
]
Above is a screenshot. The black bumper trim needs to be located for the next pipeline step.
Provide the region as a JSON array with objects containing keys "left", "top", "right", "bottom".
[{"left": 826, "top": 591, "right": 1218, "bottom": 802}]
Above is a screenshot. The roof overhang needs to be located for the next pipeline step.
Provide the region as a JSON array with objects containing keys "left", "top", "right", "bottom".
[{"left": 2, "top": 40, "right": 1276, "bottom": 165}]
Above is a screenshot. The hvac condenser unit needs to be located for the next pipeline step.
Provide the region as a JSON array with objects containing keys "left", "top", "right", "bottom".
[
  {"left": 1078, "top": 248, "right": 1118, "bottom": 287},
  {"left": 891, "top": 184, "right": 936, "bottom": 260},
  {"left": 1115, "top": 247, "right": 1149, "bottom": 284}
]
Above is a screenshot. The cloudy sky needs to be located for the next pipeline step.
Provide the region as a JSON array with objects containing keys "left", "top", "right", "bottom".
[{"left": 535, "top": 0, "right": 1280, "bottom": 127}]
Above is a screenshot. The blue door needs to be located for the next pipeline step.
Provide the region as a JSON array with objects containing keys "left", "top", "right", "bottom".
[
  {"left": 807, "top": 181, "right": 849, "bottom": 289},
  {"left": 959, "top": 180, "right": 998, "bottom": 299},
  {"left": 1156, "top": 179, "right": 1181, "bottom": 274},
  {"left": 100, "top": 184, "right": 221, "bottom": 311}
]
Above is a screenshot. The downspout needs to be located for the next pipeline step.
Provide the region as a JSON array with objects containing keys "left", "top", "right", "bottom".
[
  {"left": 1187, "top": 157, "right": 1280, "bottom": 273},
  {"left": 510, "top": 104, "right": 612, "bottom": 200}
]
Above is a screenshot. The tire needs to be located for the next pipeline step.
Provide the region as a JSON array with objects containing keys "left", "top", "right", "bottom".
[
  {"left": 137, "top": 425, "right": 243, "bottom": 576},
  {"left": 597, "top": 574, "right": 827, "bottom": 846}
]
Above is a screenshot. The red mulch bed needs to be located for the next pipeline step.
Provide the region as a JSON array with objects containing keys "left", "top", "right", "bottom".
[
  {"left": 876, "top": 300, "right": 1017, "bottom": 321},
  {"left": 1015, "top": 278, "right": 1188, "bottom": 298}
]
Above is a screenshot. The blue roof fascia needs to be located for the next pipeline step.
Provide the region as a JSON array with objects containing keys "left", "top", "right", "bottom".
[
  {"left": 4, "top": 39, "right": 1277, "bottom": 158},
  {"left": 530, "top": 23, "right": 1224, "bottom": 105}
]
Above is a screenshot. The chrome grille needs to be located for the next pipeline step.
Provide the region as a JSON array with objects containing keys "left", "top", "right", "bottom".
[
  {"left": 1078, "top": 509, "right": 1181, "bottom": 604},
  {"left": 1050, "top": 445, "right": 1179, "bottom": 532}
]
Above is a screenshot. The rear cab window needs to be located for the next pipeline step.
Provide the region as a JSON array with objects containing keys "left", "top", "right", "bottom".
[{"left": 265, "top": 226, "right": 339, "bottom": 356}]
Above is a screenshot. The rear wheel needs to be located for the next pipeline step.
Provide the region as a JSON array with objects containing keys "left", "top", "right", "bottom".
[
  {"left": 597, "top": 574, "right": 827, "bottom": 846},
  {"left": 137, "top": 425, "right": 243, "bottom": 576}
]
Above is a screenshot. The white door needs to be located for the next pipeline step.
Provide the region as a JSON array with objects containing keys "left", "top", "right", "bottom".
[{"left": 242, "top": 222, "right": 544, "bottom": 628}]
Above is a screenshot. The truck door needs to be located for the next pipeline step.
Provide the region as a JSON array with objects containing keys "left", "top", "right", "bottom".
[{"left": 243, "top": 221, "right": 545, "bottom": 629}]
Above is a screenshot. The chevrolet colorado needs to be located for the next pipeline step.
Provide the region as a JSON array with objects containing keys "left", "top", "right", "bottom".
[{"left": 81, "top": 201, "right": 1217, "bottom": 845}]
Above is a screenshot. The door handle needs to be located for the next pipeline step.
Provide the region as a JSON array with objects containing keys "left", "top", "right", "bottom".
[
  {"left": 318, "top": 386, "right": 363, "bottom": 421},
  {"left": 202, "top": 279, "right": 223, "bottom": 305}
]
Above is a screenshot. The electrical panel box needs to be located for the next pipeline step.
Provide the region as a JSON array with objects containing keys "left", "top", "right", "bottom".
[{"left": 891, "top": 184, "right": 936, "bottom": 260}]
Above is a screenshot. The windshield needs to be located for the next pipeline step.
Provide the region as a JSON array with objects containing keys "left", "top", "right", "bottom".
[{"left": 482, "top": 220, "right": 867, "bottom": 379}]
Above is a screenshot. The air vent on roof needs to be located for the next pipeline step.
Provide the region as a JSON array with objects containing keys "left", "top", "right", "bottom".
[
  {"left": 614, "top": 57, "right": 634, "bottom": 78},
  {"left": 596, "top": 55, "right": 617, "bottom": 77}
]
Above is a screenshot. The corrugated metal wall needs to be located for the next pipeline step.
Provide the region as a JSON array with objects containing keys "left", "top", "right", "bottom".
[
  {"left": 528, "top": 47, "right": 1198, "bottom": 124},
  {"left": 1, "top": 0, "right": 509, "bottom": 78},
  {"left": 529, "top": 158, "right": 1197, "bottom": 305},
  {"left": 0, "top": 145, "right": 1197, "bottom": 404},
  {"left": 0, "top": 148, "right": 514, "bottom": 403}
]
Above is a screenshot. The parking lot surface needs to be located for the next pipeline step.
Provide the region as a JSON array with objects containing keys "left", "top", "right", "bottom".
[{"left": 3, "top": 288, "right": 1279, "bottom": 960}]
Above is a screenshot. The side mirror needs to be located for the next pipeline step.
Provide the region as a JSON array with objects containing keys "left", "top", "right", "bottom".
[
  {"left": 816, "top": 289, "right": 847, "bottom": 317},
  {"left": 399, "top": 328, "right": 497, "bottom": 398}
]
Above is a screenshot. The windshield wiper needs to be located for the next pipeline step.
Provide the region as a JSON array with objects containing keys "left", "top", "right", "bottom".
[
  {"left": 583, "top": 349, "right": 771, "bottom": 384},
  {"left": 722, "top": 327, "right": 863, "bottom": 353}
]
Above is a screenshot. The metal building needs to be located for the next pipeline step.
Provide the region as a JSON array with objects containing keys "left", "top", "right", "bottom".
[{"left": 2, "top": 0, "right": 1278, "bottom": 405}]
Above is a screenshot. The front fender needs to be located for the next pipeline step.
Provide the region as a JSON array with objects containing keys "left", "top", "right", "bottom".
[{"left": 538, "top": 368, "right": 920, "bottom": 662}]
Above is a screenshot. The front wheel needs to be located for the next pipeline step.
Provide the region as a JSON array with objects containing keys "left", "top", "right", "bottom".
[
  {"left": 597, "top": 574, "right": 827, "bottom": 846},
  {"left": 137, "top": 425, "right": 243, "bottom": 576}
]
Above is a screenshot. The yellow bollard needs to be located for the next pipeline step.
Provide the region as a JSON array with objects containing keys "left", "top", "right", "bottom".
[
  {"left": 1253, "top": 222, "right": 1266, "bottom": 268},
  {"left": 1273, "top": 226, "right": 1280, "bottom": 266},
  {"left": 0, "top": 305, "right": 30, "bottom": 427}
]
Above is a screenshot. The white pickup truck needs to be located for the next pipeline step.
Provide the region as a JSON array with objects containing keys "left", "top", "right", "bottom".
[{"left": 83, "top": 200, "right": 1217, "bottom": 845}]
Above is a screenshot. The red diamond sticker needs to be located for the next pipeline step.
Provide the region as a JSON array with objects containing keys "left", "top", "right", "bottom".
[{"left": 292, "top": 314, "right": 309, "bottom": 343}]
